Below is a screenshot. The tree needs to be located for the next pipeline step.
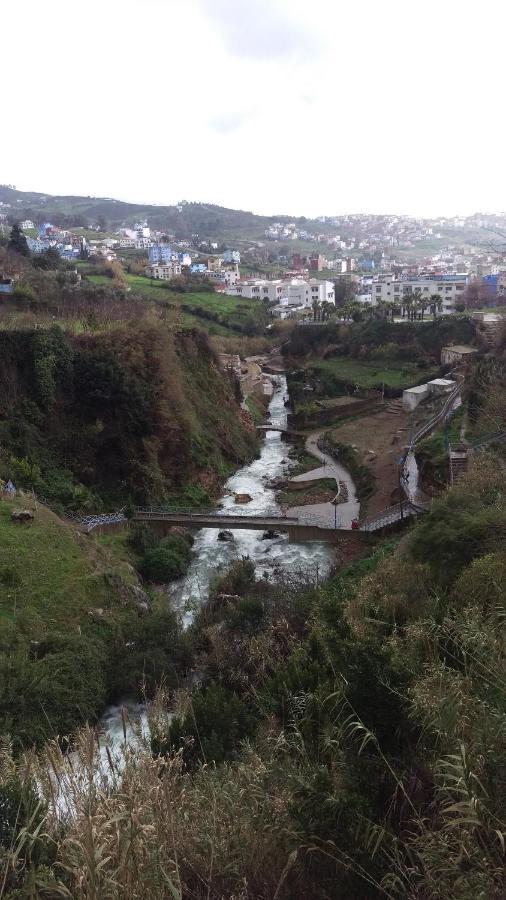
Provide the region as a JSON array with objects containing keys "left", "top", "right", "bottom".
[
  {"left": 333, "top": 276, "right": 358, "bottom": 307},
  {"left": 312, "top": 299, "right": 321, "bottom": 321},
  {"left": 97, "top": 215, "right": 107, "bottom": 232},
  {"left": 7, "top": 223, "right": 29, "bottom": 257},
  {"left": 32, "top": 246, "right": 61, "bottom": 270},
  {"left": 430, "top": 293, "right": 443, "bottom": 318}
]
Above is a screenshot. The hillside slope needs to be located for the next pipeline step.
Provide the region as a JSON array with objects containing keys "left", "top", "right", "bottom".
[
  {"left": 0, "top": 324, "right": 258, "bottom": 509},
  {"left": 0, "top": 498, "right": 191, "bottom": 748},
  {"left": 0, "top": 185, "right": 324, "bottom": 239}
]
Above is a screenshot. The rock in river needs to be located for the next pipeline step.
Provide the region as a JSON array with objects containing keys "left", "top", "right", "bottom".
[
  {"left": 218, "top": 530, "right": 234, "bottom": 542},
  {"left": 234, "top": 493, "right": 252, "bottom": 504}
]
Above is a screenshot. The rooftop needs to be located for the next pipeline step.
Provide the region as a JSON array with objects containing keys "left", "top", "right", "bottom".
[{"left": 442, "top": 345, "right": 478, "bottom": 355}]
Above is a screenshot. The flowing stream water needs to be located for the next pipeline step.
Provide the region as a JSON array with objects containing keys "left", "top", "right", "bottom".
[{"left": 100, "top": 375, "right": 335, "bottom": 746}]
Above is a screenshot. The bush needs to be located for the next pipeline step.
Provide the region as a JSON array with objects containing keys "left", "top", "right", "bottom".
[
  {"left": 128, "top": 522, "right": 158, "bottom": 556},
  {"left": 318, "top": 435, "right": 375, "bottom": 501},
  {"left": 139, "top": 545, "right": 187, "bottom": 583},
  {"left": 152, "top": 682, "right": 258, "bottom": 768}
]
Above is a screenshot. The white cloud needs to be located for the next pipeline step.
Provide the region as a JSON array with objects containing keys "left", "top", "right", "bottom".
[
  {"left": 2, "top": 0, "right": 506, "bottom": 217},
  {"left": 195, "top": 0, "right": 323, "bottom": 60}
]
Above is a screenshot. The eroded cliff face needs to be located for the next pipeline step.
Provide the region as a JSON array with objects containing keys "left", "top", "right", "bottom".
[{"left": 0, "top": 324, "right": 258, "bottom": 507}]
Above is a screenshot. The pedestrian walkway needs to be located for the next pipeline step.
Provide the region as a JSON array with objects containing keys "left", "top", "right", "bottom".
[{"left": 286, "top": 431, "right": 360, "bottom": 529}]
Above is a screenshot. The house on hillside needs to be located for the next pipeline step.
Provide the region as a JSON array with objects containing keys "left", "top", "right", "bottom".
[
  {"left": 144, "top": 262, "right": 182, "bottom": 280},
  {"left": 223, "top": 249, "right": 240, "bottom": 264},
  {"left": 441, "top": 345, "right": 478, "bottom": 366},
  {"left": 0, "top": 276, "right": 14, "bottom": 294}
]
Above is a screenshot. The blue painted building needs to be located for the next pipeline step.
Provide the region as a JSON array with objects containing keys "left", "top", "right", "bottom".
[
  {"left": 482, "top": 275, "right": 498, "bottom": 296},
  {"left": 190, "top": 263, "right": 207, "bottom": 274},
  {"left": 149, "top": 244, "right": 174, "bottom": 264},
  {"left": 0, "top": 277, "right": 14, "bottom": 294}
]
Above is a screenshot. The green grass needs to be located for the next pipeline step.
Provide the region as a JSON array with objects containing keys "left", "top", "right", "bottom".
[
  {"left": 307, "top": 356, "right": 437, "bottom": 389},
  {"left": 278, "top": 477, "right": 338, "bottom": 508},
  {"left": 244, "top": 395, "right": 265, "bottom": 426},
  {"left": 0, "top": 500, "right": 121, "bottom": 628},
  {"left": 86, "top": 272, "right": 265, "bottom": 336}
]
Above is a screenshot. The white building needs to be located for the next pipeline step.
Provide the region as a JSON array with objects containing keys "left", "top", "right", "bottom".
[
  {"left": 136, "top": 238, "right": 154, "bottom": 250},
  {"left": 145, "top": 262, "right": 182, "bottom": 280},
  {"left": 371, "top": 273, "right": 468, "bottom": 313},
  {"left": 227, "top": 278, "right": 335, "bottom": 307},
  {"left": 134, "top": 222, "right": 151, "bottom": 239},
  {"left": 223, "top": 249, "right": 240, "bottom": 263}
]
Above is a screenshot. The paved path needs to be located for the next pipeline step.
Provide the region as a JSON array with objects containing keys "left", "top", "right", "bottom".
[{"left": 286, "top": 431, "right": 360, "bottom": 529}]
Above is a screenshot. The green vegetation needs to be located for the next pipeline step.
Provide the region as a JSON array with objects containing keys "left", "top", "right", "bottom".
[
  {"left": 319, "top": 434, "right": 376, "bottom": 501},
  {"left": 139, "top": 534, "right": 193, "bottom": 583},
  {"left": 415, "top": 405, "right": 464, "bottom": 490},
  {"left": 2, "top": 436, "right": 506, "bottom": 897},
  {"left": 278, "top": 477, "right": 338, "bottom": 508},
  {"left": 244, "top": 394, "right": 265, "bottom": 425},
  {"left": 0, "top": 501, "right": 193, "bottom": 749},
  {"left": 285, "top": 317, "right": 477, "bottom": 395},
  {"left": 309, "top": 355, "right": 433, "bottom": 389},
  {"left": 0, "top": 325, "right": 258, "bottom": 510},
  {"left": 86, "top": 271, "right": 269, "bottom": 337},
  {"left": 7, "top": 453, "right": 506, "bottom": 898}
]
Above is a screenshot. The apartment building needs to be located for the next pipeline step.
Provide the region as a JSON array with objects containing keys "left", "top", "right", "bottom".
[
  {"left": 144, "top": 262, "right": 182, "bottom": 280},
  {"left": 227, "top": 278, "right": 335, "bottom": 307},
  {"left": 371, "top": 273, "right": 468, "bottom": 313}
]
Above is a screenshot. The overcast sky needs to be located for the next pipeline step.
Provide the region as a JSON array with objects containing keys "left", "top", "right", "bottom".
[{"left": 3, "top": 0, "right": 505, "bottom": 218}]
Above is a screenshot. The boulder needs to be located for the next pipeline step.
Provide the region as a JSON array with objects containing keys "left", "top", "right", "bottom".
[
  {"left": 11, "top": 509, "right": 34, "bottom": 524},
  {"left": 262, "top": 530, "right": 280, "bottom": 540},
  {"left": 167, "top": 525, "right": 194, "bottom": 546},
  {"left": 234, "top": 493, "right": 252, "bottom": 504},
  {"left": 218, "top": 530, "right": 234, "bottom": 542},
  {"left": 88, "top": 608, "right": 105, "bottom": 621}
]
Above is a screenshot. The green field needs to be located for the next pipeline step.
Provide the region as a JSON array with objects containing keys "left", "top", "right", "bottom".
[
  {"left": 86, "top": 272, "right": 266, "bottom": 336},
  {"left": 0, "top": 500, "right": 123, "bottom": 628},
  {"left": 307, "top": 356, "right": 437, "bottom": 389}
]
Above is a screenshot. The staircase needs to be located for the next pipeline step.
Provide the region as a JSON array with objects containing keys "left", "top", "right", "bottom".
[
  {"left": 481, "top": 320, "right": 499, "bottom": 348},
  {"left": 449, "top": 448, "right": 468, "bottom": 485},
  {"left": 385, "top": 398, "right": 404, "bottom": 416}
]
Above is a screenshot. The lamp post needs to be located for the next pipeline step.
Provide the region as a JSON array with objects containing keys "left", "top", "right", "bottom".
[{"left": 331, "top": 497, "right": 338, "bottom": 529}]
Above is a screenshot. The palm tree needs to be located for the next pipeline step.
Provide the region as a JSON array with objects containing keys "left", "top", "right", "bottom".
[
  {"left": 412, "top": 288, "right": 425, "bottom": 320},
  {"left": 402, "top": 293, "right": 414, "bottom": 320},
  {"left": 321, "top": 300, "right": 333, "bottom": 321},
  {"left": 430, "top": 293, "right": 443, "bottom": 319},
  {"left": 312, "top": 299, "right": 321, "bottom": 322}
]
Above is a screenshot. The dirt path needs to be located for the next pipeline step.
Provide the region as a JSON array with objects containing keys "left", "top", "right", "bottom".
[{"left": 323, "top": 407, "right": 428, "bottom": 518}]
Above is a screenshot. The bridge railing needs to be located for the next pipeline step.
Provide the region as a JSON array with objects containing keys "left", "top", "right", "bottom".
[
  {"left": 134, "top": 506, "right": 300, "bottom": 522},
  {"left": 134, "top": 507, "right": 345, "bottom": 530}
]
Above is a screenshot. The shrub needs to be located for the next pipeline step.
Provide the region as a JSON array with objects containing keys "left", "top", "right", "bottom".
[
  {"left": 140, "top": 545, "right": 187, "bottom": 583},
  {"left": 152, "top": 682, "right": 258, "bottom": 768}
]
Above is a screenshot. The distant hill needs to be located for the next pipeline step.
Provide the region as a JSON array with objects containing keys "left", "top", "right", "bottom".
[{"left": 0, "top": 185, "right": 325, "bottom": 241}]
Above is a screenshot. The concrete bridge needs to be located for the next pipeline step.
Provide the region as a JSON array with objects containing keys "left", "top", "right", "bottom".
[
  {"left": 133, "top": 507, "right": 350, "bottom": 543},
  {"left": 255, "top": 425, "right": 303, "bottom": 437}
]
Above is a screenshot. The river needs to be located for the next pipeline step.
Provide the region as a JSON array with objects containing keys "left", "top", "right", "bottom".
[
  {"left": 100, "top": 375, "right": 335, "bottom": 746},
  {"left": 170, "top": 374, "right": 335, "bottom": 626}
]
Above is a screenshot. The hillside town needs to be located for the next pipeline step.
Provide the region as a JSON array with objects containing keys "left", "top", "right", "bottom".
[{"left": 1, "top": 205, "right": 506, "bottom": 320}]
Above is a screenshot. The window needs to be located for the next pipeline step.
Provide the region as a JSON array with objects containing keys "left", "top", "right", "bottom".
[{"left": 456, "top": 284, "right": 464, "bottom": 291}]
